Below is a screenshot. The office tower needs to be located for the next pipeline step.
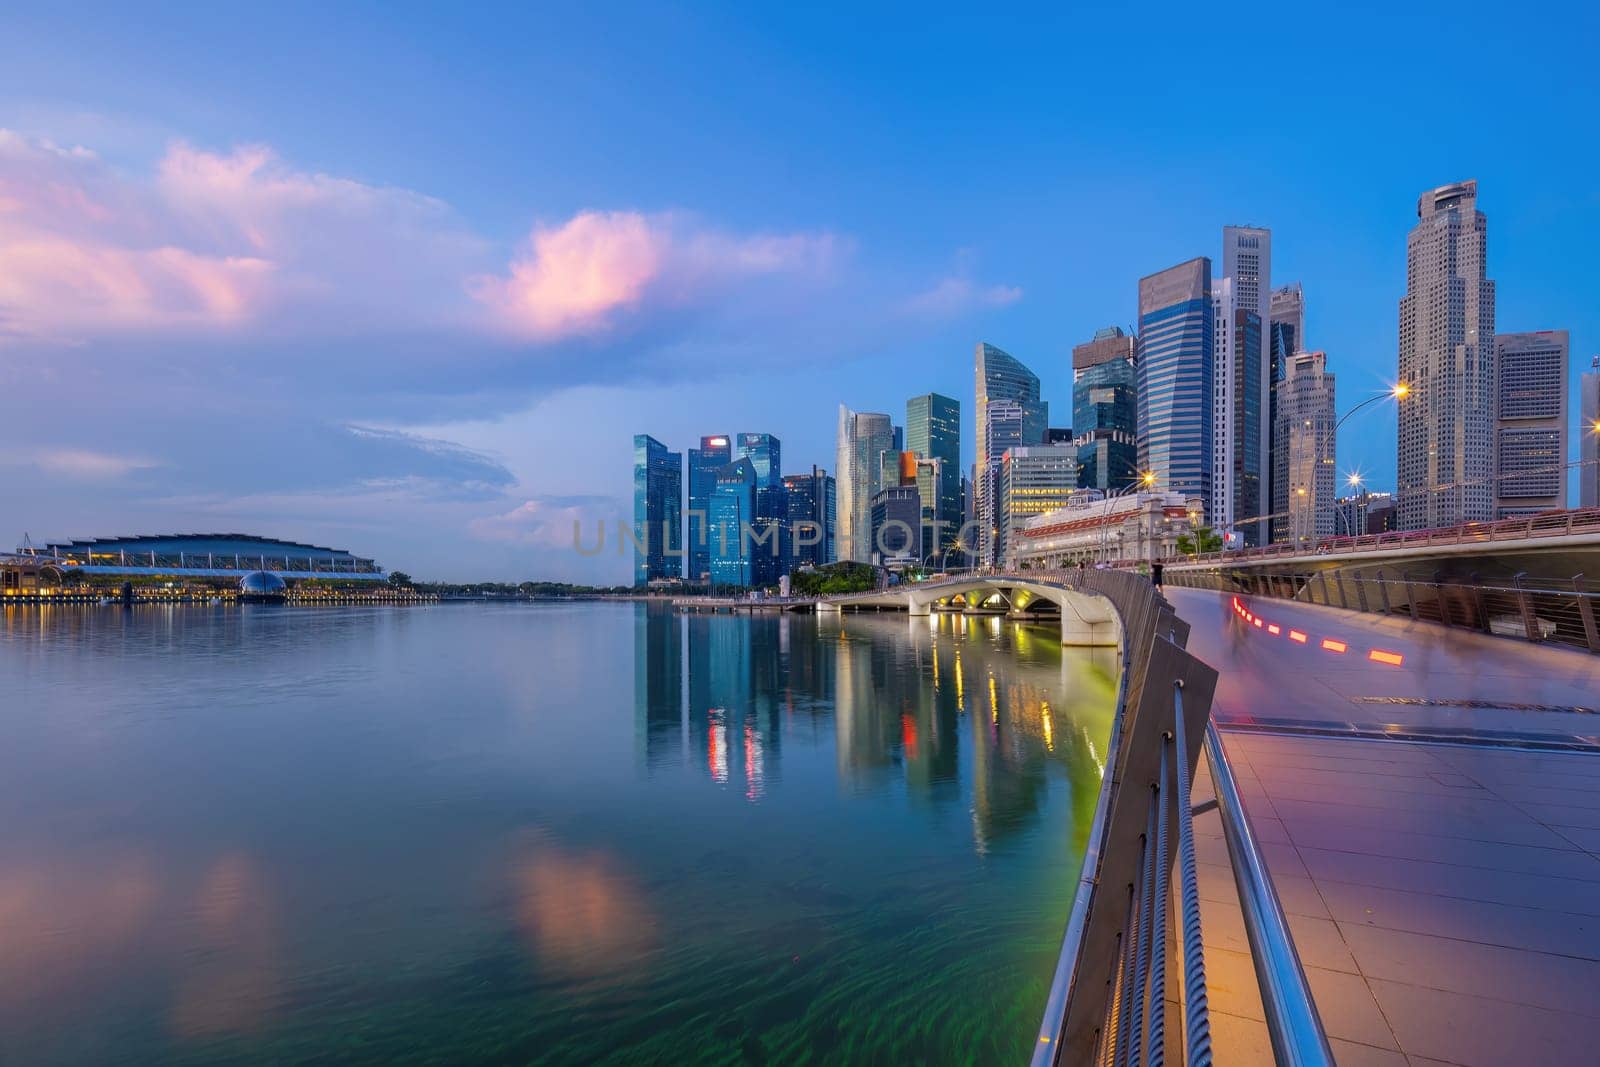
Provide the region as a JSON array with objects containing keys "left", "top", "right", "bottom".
[
  {"left": 1073, "top": 326, "right": 1136, "bottom": 379},
  {"left": 1493, "top": 331, "right": 1568, "bottom": 516},
  {"left": 1584, "top": 356, "right": 1600, "bottom": 508},
  {"left": 632, "top": 434, "right": 683, "bottom": 586},
  {"left": 975, "top": 343, "right": 1047, "bottom": 555},
  {"left": 1216, "top": 227, "right": 1270, "bottom": 546},
  {"left": 869, "top": 485, "right": 922, "bottom": 562},
  {"left": 1137, "top": 258, "right": 1214, "bottom": 519},
  {"left": 835, "top": 406, "right": 897, "bottom": 562},
  {"left": 1000, "top": 444, "right": 1080, "bottom": 565},
  {"left": 1273, "top": 351, "right": 1336, "bottom": 545},
  {"left": 708, "top": 457, "right": 756, "bottom": 587},
  {"left": 1335, "top": 490, "right": 1396, "bottom": 537},
  {"left": 906, "top": 394, "right": 962, "bottom": 557},
  {"left": 979, "top": 399, "right": 1026, "bottom": 564},
  {"left": 735, "top": 432, "right": 784, "bottom": 583},
  {"left": 1398, "top": 180, "right": 1496, "bottom": 529},
  {"left": 686, "top": 435, "right": 731, "bottom": 582},
  {"left": 1268, "top": 283, "right": 1305, "bottom": 541},
  {"left": 783, "top": 467, "right": 836, "bottom": 567}
]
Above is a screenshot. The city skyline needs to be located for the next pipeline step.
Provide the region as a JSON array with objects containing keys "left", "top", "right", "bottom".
[{"left": 2, "top": 7, "right": 1597, "bottom": 582}]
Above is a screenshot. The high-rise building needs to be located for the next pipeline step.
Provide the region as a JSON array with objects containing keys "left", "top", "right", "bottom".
[
  {"left": 1584, "top": 356, "right": 1600, "bottom": 509},
  {"left": 1216, "top": 227, "right": 1271, "bottom": 547},
  {"left": 1267, "top": 283, "right": 1305, "bottom": 542},
  {"left": 686, "top": 435, "right": 731, "bottom": 582},
  {"left": 835, "top": 406, "right": 897, "bottom": 562},
  {"left": 1138, "top": 258, "right": 1214, "bottom": 519},
  {"left": 632, "top": 434, "right": 683, "bottom": 586},
  {"left": 976, "top": 343, "right": 1047, "bottom": 556},
  {"left": 1073, "top": 326, "right": 1138, "bottom": 491},
  {"left": 1335, "top": 490, "right": 1397, "bottom": 537},
  {"left": 1000, "top": 444, "right": 1080, "bottom": 565},
  {"left": 1493, "top": 331, "right": 1569, "bottom": 517},
  {"left": 906, "top": 393, "right": 962, "bottom": 559},
  {"left": 735, "top": 432, "right": 784, "bottom": 583},
  {"left": 783, "top": 467, "right": 836, "bottom": 567},
  {"left": 979, "top": 399, "right": 1025, "bottom": 564},
  {"left": 1398, "top": 180, "right": 1496, "bottom": 529},
  {"left": 869, "top": 485, "right": 922, "bottom": 562},
  {"left": 1273, "top": 351, "right": 1337, "bottom": 545},
  {"left": 708, "top": 457, "right": 756, "bottom": 587}
]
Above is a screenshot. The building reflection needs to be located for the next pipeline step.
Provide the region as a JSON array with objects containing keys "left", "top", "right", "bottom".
[{"left": 634, "top": 603, "right": 1114, "bottom": 848}]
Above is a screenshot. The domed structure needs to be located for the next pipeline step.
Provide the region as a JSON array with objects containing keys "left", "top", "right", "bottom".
[{"left": 239, "top": 570, "right": 288, "bottom": 603}]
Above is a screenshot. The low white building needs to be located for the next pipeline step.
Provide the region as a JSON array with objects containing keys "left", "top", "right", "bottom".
[{"left": 1009, "top": 490, "right": 1203, "bottom": 567}]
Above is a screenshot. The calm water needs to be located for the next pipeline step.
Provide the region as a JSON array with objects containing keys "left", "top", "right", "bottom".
[{"left": 0, "top": 602, "right": 1115, "bottom": 1065}]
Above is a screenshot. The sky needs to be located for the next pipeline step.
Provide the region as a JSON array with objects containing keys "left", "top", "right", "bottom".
[{"left": 2, "top": 2, "right": 1597, "bottom": 582}]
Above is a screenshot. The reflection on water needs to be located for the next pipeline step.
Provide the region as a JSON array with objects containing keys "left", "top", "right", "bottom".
[{"left": 1, "top": 602, "right": 1115, "bottom": 1064}]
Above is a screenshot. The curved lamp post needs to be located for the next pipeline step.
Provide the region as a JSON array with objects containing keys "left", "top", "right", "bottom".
[
  {"left": 1099, "top": 471, "right": 1156, "bottom": 563},
  {"left": 1310, "top": 384, "right": 1407, "bottom": 548}
]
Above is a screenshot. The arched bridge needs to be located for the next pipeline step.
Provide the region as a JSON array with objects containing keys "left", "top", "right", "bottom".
[{"left": 819, "top": 570, "right": 1124, "bottom": 647}]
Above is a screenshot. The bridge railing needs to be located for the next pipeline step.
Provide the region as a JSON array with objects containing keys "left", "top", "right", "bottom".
[
  {"left": 1167, "top": 567, "right": 1600, "bottom": 655},
  {"left": 1173, "top": 506, "right": 1600, "bottom": 567},
  {"left": 1025, "top": 569, "right": 1331, "bottom": 1064}
]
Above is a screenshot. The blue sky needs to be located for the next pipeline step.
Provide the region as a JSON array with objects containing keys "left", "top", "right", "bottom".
[{"left": 2, "top": 2, "right": 1596, "bottom": 581}]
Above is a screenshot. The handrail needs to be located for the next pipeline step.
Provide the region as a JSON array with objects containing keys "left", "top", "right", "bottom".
[{"left": 1203, "top": 723, "right": 1334, "bottom": 1066}]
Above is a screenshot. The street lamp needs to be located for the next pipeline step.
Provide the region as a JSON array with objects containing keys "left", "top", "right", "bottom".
[
  {"left": 1098, "top": 471, "right": 1156, "bottom": 563},
  {"left": 1336, "top": 472, "right": 1367, "bottom": 538}
]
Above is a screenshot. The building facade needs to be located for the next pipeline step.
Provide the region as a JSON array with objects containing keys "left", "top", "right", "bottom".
[
  {"left": 906, "top": 392, "right": 962, "bottom": 559},
  {"left": 975, "top": 342, "right": 1047, "bottom": 559},
  {"left": 1218, "top": 227, "right": 1272, "bottom": 546},
  {"left": 835, "top": 406, "right": 898, "bottom": 562},
  {"left": 1073, "top": 327, "right": 1138, "bottom": 492},
  {"left": 979, "top": 399, "right": 1025, "bottom": 564},
  {"left": 783, "top": 466, "right": 836, "bottom": 567},
  {"left": 1584, "top": 356, "right": 1600, "bottom": 509},
  {"left": 1011, "top": 490, "right": 1204, "bottom": 566},
  {"left": 1493, "top": 331, "right": 1568, "bottom": 516},
  {"left": 632, "top": 434, "right": 683, "bottom": 586},
  {"left": 1000, "top": 445, "right": 1080, "bottom": 566},
  {"left": 1398, "top": 180, "right": 1496, "bottom": 529},
  {"left": 708, "top": 457, "right": 756, "bottom": 587},
  {"left": 868, "top": 485, "right": 922, "bottom": 563},
  {"left": 686, "top": 435, "right": 731, "bottom": 582},
  {"left": 1272, "top": 351, "right": 1337, "bottom": 545},
  {"left": 1138, "top": 258, "right": 1214, "bottom": 520},
  {"left": 735, "top": 432, "right": 785, "bottom": 584},
  {"left": 1335, "top": 491, "right": 1398, "bottom": 537}
]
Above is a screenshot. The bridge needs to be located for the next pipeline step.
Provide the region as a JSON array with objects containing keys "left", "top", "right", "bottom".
[{"left": 828, "top": 565, "right": 1600, "bottom": 1064}]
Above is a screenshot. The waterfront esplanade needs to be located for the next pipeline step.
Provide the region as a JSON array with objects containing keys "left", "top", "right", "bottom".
[{"left": 31, "top": 534, "right": 387, "bottom": 581}]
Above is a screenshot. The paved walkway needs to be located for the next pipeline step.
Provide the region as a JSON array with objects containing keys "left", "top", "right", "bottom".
[{"left": 1165, "top": 588, "right": 1600, "bottom": 1067}]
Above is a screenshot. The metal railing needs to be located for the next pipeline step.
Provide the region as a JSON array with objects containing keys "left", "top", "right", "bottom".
[
  {"left": 1176, "top": 506, "right": 1600, "bottom": 567},
  {"left": 1167, "top": 567, "right": 1600, "bottom": 655}
]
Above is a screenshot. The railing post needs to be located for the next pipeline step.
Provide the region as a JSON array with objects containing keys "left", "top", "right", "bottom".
[
  {"left": 1406, "top": 579, "right": 1419, "bottom": 621},
  {"left": 1514, "top": 573, "right": 1539, "bottom": 642},
  {"left": 1575, "top": 575, "right": 1600, "bottom": 654},
  {"left": 1375, "top": 571, "right": 1391, "bottom": 615}
]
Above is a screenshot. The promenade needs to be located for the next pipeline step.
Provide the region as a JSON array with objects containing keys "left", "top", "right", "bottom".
[{"left": 1166, "top": 587, "right": 1600, "bottom": 1066}]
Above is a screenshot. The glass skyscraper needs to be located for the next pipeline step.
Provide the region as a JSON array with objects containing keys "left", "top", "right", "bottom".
[
  {"left": 632, "top": 433, "right": 683, "bottom": 586},
  {"left": 1072, "top": 327, "right": 1138, "bottom": 492},
  {"left": 783, "top": 466, "right": 836, "bottom": 567},
  {"left": 975, "top": 342, "right": 1046, "bottom": 563},
  {"left": 835, "top": 406, "right": 898, "bottom": 562},
  {"left": 906, "top": 392, "right": 961, "bottom": 563},
  {"left": 708, "top": 457, "right": 756, "bottom": 588},
  {"left": 686, "top": 434, "right": 731, "bottom": 583},
  {"left": 1137, "top": 258, "right": 1214, "bottom": 520},
  {"left": 735, "top": 432, "right": 785, "bottom": 585}
]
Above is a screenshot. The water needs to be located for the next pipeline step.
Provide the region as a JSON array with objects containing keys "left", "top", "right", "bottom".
[{"left": 0, "top": 602, "right": 1116, "bottom": 1065}]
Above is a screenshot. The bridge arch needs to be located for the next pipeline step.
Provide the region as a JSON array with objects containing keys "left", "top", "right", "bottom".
[{"left": 825, "top": 574, "right": 1122, "bottom": 648}]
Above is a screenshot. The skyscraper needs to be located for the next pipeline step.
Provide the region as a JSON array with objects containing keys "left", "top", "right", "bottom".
[
  {"left": 1268, "top": 282, "right": 1305, "bottom": 542},
  {"left": 1000, "top": 444, "right": 1080, "bottom": 565},
  {"left": 869, "top": 485, "right": 921, "bottom": 562},
  {"left": 975, "top": 343, "right": 1047, "bottom": 555},
  {"left": 632, "top": 434, "right": 683, "bottom": 586},
  {"left": 1584, "top": 356, "right": 1600, "bottom": 509},
  {"left": 708, "top": 457, "right": 756, "bottom": 587},
  {"left": 686, "top": 435, "right": 731, "bottom": 583},
  {"left": 1216, "top": 227, "right": 1271, "bottom": 547},
  {"left": 906, "top": 392, "right": 962, "bottom": 560},
  {"left": 735, "top": 432, "right": 784, "bottom": 584},
  {"left": 1493, "top": 331, "right": 1568, "bottom": 517},
  {"left": 1273, "top": 351, "right": 1336, "bottom": 545},
  {"left": 1138, "top": 258, "right": 1214, "bottom": 519},
  {"left": 783, "top": 467, "right": 836, "bottom": 567},
  {"left": 1072, "top": 327, "right": 1138, "bottom": 491},
  {"left": 835, "top": 406, "right": 897, "bottom": 561},
  {"left": 1398, "top": 180, "right": 1496, "bottom": 529},
  {"left": 979, "top": 399, "right": 1025, "bottom": 564}
]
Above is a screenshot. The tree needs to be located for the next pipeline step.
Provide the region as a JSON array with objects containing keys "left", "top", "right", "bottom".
[
  {"left": 388, "top": 571, "right": 413, "bottom": 587},
  {"left": 1175, "top": 525, "right": 1223, "bottom": 557}
]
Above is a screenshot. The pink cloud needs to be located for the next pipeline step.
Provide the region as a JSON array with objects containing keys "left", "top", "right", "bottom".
[{"left": 472, "top": 211, "right": 840, "bottom": 340}]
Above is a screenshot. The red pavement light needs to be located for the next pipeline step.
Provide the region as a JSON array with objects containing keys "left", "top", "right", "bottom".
[
  {"left": 1267, "top": 624, "right": 1280, "bottom": 635},
  {"left": 1289, "top": 630, "right": 1308, "bottom": 643}
]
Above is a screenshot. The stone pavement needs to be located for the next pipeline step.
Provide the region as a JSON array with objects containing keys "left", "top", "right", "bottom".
[{"left": 1163, "top": 588, "right": 1600, "bottom": 1066}]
